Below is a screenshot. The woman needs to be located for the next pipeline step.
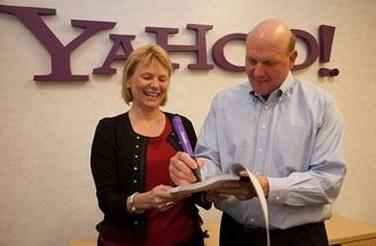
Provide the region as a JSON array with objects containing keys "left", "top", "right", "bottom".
[{"left": 90, "top": 44, "right": 206, "bottom": 246}]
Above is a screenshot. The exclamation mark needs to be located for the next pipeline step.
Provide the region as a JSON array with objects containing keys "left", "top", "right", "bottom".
[{"left": 318, "top": 25, "right": 339, "bottom": 77}]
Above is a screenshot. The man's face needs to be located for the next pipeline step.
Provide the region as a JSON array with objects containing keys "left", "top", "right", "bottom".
[{"left": 245, "top": 38, "right": 296, "bottom": 96}]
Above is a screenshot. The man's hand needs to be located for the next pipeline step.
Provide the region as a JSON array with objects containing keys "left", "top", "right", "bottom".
[
  {"left": 205, "top": 191, "right": 230, "bottom": 204},
  {"left": 212, "top": 175, "right": 270, "bottom": 201},
  {"left": 169, "top": 152, "right": 204, "bottom": 185}
]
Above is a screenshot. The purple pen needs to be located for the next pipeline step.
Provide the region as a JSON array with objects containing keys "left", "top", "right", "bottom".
[{"left": 172, "top": 116, "right": 202, "bottom": 181}]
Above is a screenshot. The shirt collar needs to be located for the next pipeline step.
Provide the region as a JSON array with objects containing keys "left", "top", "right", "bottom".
[
  {"left": 278, "top": 72, "right": 295, "bottom": 97},
  {"left": 248, "top": 71, "right": 295, "bottom": 101}
]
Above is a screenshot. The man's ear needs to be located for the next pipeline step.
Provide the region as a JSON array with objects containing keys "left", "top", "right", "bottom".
[{"left": 289, "top": 50, "right": 298, "bottom": 69}]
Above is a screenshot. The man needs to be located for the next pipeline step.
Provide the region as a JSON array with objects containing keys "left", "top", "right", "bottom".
[{"left": 169, "top": 19, "right": 346, "bottom": 246}]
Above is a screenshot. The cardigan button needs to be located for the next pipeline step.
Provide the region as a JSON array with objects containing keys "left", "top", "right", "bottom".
[
  {"left": 133, "top": 167, "right": 138, "bottom": 171},
  {"left": 133, "top": 180, "right": 137, "bottom": 184},
  {"left": 134, "top": 155, "right": 138, "bottom": 159}
]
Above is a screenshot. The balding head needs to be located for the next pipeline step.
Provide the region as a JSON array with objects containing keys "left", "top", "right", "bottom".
[
  {"left": 247, "top": 19, "right": 295, "bottom": 54},
  {"left": 245, "top": 19, "right": 297, "bottom": 96}
]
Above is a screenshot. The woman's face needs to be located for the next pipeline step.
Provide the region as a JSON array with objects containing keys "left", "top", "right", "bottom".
[{"left": 128, "top": 60, "right": 170, "bottom": 111}]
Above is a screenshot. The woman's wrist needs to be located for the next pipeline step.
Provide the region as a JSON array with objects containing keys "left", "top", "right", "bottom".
[{"left": 126, "top": 192, "right": 146, "bottom": 214}]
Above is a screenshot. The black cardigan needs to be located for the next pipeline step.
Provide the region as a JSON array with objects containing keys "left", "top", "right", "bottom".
[{"left": 90, "top": 112, "right": 206, "bottom": 241}]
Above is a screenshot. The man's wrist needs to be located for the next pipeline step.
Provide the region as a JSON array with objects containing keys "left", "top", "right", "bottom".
[{"left": 201, "top": 192, "right": 212, "bottom": 204}]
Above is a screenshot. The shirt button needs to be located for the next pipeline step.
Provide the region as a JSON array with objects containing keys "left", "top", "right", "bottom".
[
  {"left": 258, "top": 148, "right": 263, "bottom": 152},
  {"left": 134, "top": 155, "right": 138, "bottom": 159},
  {"left": 133, "top": 167, "right": 138, "bottom": 171},
  {"left": 134, "top": 221, "right": 139, "bottom": 226},
  {"left": 250, "top": 218, "right": 255, "bottom": 223},
  {"left": 261, "top": 124, "right": 266, "bottom": 129},
  {"left": 276, "top": 196, "right": 280, "bottom": 200},
  {"left": 136, "top": 145, "right": 139, "bottom": 148},
  {"left": 265, "top": 106, "right": 269, "bottom": 110},
  {"left": 133, "top": 180, "right": 137, "bottom": 184},
  {"left": 136, "top": 136, "right": 140, "bottom": 140}
]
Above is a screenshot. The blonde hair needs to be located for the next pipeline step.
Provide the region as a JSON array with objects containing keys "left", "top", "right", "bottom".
[{"left": 121, "top": 44, "right": 173, "bottom": 106}]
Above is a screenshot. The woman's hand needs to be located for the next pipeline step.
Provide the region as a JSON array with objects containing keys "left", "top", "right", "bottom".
[{"left": 133, "top": 185, "right": 181, "bottom": 212}]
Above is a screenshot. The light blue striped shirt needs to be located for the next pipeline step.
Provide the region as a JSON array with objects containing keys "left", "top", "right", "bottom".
[{"left": 195, "top": 72, "right": 346, "bottom": 229}]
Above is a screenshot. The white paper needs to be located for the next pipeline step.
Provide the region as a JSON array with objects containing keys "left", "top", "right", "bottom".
[
  {"left": 231, "top": 163, "right": 270, "bottom": 246},
  {"left": 170, "top": 163, "right": 270, "bottom": 246}
]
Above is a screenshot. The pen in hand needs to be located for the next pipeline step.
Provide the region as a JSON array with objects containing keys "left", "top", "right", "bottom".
[{"left": 172, "top": 116, "right": 202, "bottom": 182}]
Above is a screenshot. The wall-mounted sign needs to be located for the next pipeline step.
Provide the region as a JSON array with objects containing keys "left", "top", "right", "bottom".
[{"left": 0, "top": 4, "right": 339, "bottom": 81}]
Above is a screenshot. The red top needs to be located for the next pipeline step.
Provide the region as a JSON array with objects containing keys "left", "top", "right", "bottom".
[
  {"left": 144, "top": 119, "right": 198, "bottom": 246},
  {"left": 100, "top": 119, "right": 199, "bottom": 246}
]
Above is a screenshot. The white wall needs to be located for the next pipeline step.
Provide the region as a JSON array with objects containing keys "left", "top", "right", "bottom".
[{"left": 1, "top": 0, "right": 375, "bottom": 245}]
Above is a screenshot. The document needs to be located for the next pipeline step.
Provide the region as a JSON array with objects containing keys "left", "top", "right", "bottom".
[
  {"left": 169, "top": 173, "right": 240, "bottom": 195},
  {"left": 169, "top": 163, "right": 270, "bottom": 246}
]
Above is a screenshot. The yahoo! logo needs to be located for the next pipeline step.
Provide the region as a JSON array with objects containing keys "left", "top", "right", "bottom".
[{"left": 0, "top": 4, "right": 339, "bottom": 82}]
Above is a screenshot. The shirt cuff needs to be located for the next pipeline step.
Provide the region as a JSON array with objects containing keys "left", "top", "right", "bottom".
[{"left": 267, "top": 177, "right": 289, "bottom": 203}]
